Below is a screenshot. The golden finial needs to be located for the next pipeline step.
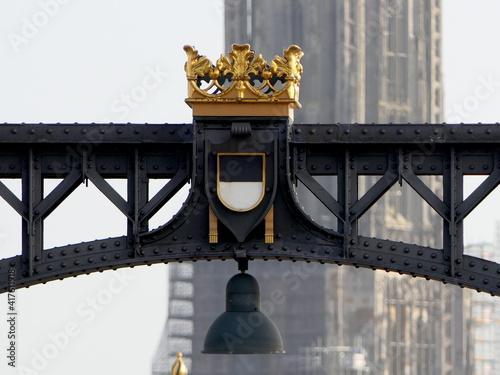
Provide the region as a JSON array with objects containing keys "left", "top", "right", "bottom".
[
  {"left": 171, "top": 352, "right": 188, "bottom": 375},
  {"left": 183, "top": 44, "right": 303, "bottom": 118}
]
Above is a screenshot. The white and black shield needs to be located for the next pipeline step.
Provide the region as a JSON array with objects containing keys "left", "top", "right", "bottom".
[
  {"left": 205, "top": 135, "right": 277, "bottom": 243},
  {"left": 217, "top": 153, "right": 265, "bottom": 212}
]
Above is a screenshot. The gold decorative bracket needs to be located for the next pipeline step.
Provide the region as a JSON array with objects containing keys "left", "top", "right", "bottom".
[
  {"left": 265, "top": 205, "right": 274, "bottom": 244},
  {"left": 209, "top": 207, "right": 218, "bottom": 243}
]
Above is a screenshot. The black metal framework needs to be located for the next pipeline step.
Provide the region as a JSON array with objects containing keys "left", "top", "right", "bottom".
[{"left": 0, "top": 122, "right": 500, "bottom": 296}]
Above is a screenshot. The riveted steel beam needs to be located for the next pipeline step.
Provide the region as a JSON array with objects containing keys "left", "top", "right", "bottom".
[{"left": 0, "top": 123, "right": 499, "bottom": 296}]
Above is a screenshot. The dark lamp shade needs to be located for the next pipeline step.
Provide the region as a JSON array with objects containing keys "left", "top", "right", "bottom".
[{"left": 202, "top": 273, "right": 285, "bottom": 354}]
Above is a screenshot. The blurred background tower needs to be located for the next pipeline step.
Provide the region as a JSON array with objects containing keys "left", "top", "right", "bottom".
[
  {"left": 466, "top": 225, "right": 500, "bottom": 375},
  {"left": 152, "top": 1, "right": 474, "bottom": 374}
]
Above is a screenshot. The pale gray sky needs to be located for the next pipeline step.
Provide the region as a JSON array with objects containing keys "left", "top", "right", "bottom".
[{"left": 0, "top": 1, "right": 500, "bottom": 375}]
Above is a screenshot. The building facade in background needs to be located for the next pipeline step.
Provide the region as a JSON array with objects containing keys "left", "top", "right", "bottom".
[
  {"left": 153, "top": 1, "right": 474, "bottom": 374},
  {"left": 466, "top": 232, "right": 500, "bottom": 375}
]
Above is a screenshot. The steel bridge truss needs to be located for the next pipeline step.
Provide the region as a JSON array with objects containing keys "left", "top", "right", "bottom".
[{"left": 0, "top": 121, "right": 500, "bottom": 295}]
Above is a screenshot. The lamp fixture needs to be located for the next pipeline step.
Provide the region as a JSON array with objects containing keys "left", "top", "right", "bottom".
[{"left": 202, "top": 259, "right": 285, "bottom": 354}]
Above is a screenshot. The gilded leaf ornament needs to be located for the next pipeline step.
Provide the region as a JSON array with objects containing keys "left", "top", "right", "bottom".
[{"left": 184, "top": 43, "right": 303, "bottom": 105}]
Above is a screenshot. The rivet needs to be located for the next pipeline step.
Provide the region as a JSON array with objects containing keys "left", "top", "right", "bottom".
[
  {"left": 364, "top": 241, "right": 369, "bottom": 247},
  {"left": 377, "top": 243, "right": 383, "bottom": 249},
  {"left": 417, "top": 263, "right": 423, "bottom": 268},
  {"left": 404, "top": 247, "right": 410, "bottom": 253},
  {"left": 9, "top": 261, "right": 16, "bottom": 267},
  {"left": 114, "top": 241, "right": 121, "bottom": 247},
  {"left": 404, "top": 260, "right": 410, "bottom": 266},
  {"left": 455, "top": 258, "right": 462, "bottom": 264},
  {"left": 74, "top": 260, "right": 80, "bottom": 266},
  {"left": 431, "top": 265, "right": 437, "bottom": 271},
  {"left": 47, "top": 265, "right": 53, "bottom": 271},
  {"left": 390, "top": 245, "right": 396, "bottom": 251},
  {"left": 61, "top": 262, "right": 67, "bottom": 268},
  {"left": 88, "top": 245, "right": 94, "bottom": 250},
  {"left": 101, "top": 243, "right": 107, "bottom": 248},
  {"left": 469, "top": 261, "right": 475, "bottom": 267},
  {"left": 483, "top": 265, "right": 488, "bottom": 271},
  {"left": 182, "top": 246, "right": 187, "bottom": 251},
  {"left": 61, "top": 250, "right": 67, "bottom": 256},
  {"left": 101, "top": 255, "right": 107, "bottom": 261},
  {"left": 391, "top": 258, "right": 396, "bottom": 263},
  {"left": 377, "top": 255, "right": 382, "bottom": 261},
  {"left": 88, "top": 258, "right": 93, "bottom": 263},
  {"left": 363, "top": 253, "right": 369, "bottom": 259},
  {"left": 483, "top": 279, "right": 489, "bottom": 285},
  {"left": 417, "top": 250, "right": 423, "bottom": 256},
  {"left": 115, "top": 253, "right": 122, "bottom": 258},
  {"left": 470, "top": 275, "right": 475, "bottom": 280}
]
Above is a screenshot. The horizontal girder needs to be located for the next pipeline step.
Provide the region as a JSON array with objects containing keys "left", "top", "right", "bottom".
[{"left": 0, "top": 122, "right": 499, "bottom": 295}]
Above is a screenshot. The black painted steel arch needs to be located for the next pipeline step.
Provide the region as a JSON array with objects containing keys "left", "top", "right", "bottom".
[{"left": 0, "top": 122, "right": 499, "bottom": 295}]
